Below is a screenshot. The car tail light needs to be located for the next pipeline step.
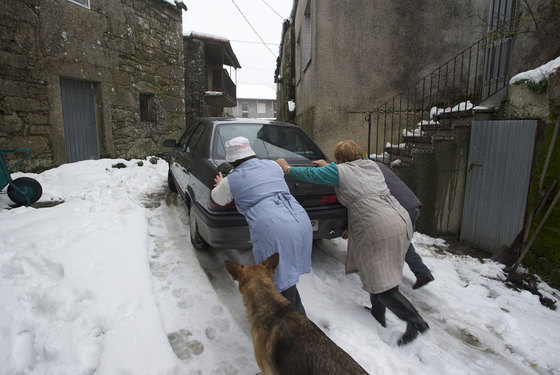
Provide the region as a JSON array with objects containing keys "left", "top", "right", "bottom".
[
  {"left": 320, "top": 195, "right": 338, "bottom": 204},
  {"left": 211, "top": 199, "right": 236, "bottom": 209}
]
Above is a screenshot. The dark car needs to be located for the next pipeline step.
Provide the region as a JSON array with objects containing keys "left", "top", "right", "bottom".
[{"left": 163, "top": 117, "right": 347, "bottom": 250}]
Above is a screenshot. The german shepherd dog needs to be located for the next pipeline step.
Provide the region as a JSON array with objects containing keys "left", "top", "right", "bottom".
[{"left": 225, "top": 253, "right": 369, "bottom": 375}]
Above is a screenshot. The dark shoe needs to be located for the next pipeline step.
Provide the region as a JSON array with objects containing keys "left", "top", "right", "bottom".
[
  {"left": 413, "top": 274, "right": 434, "bottom": 289},
  {"left": 398, "top": 321, "right": 429, "bottom": 346}
]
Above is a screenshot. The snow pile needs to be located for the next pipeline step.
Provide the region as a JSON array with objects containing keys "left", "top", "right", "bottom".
[
  {"left": 430, "top": 101, "right": 474, "bottom": 118},
  {"left": 0, "top": 159, "right": 185, "bottom": 375},
  {"left": 510, "top": 56, "right": 560, "bottom": 84}
]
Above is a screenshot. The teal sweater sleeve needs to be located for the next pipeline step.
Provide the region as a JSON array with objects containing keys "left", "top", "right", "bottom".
[{"left": 289, "top": 162, "right": 339, "bottom": 186}]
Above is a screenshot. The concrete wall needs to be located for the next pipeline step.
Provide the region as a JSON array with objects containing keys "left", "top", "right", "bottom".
[
  {"left": 0, "top": 0, "right": 185, "bottom": 171},
  {"left": 392, "top": 124, "right": 471, "bottom": 235},
  {"left": 292, "top": 0, "right": 488, "bottom": 158}
]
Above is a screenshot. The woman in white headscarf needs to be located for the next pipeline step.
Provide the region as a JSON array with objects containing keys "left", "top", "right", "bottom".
[{"left": 212, "top": 136, "right": 313, "bottom": 315}]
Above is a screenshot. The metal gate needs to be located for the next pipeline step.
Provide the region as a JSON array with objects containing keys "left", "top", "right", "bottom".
[
  {"left": 460, "top": 120, "right": 537, "bottom": 253},
  {"left": 60, "top": 78, "right": 99, "bottom": 162}
]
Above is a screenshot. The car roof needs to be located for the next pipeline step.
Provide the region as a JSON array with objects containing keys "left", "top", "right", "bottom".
[{"left": 196, "top": 117, "right": 297, "bottom": 127}]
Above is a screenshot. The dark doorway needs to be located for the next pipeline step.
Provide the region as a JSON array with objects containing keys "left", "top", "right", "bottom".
[{"left": 60, "top": 78, "right": 99, "bottom": 162}]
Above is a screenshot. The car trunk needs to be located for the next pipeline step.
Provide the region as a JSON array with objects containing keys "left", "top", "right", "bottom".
[
  {"left": 209, "top": 158, "right": 341, "bottom": 210},
  {"left": 283, "top": 160, "right": 340, "bottom": 209}
]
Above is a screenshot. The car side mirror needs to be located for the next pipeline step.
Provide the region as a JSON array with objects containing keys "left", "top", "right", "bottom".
[
  {"left": 163, "top": 139, "right": 177, "bottom": 148},
  {"left": 217, "top": 162, "right": 233, "bottom": 175}
]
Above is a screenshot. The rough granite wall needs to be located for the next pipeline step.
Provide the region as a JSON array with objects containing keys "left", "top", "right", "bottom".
[
  {"left": 183, "top": 37, "right": 206, "bottom": 127},
  {"left": 0, "top": 0, "right": 185, "bottom": 171}
]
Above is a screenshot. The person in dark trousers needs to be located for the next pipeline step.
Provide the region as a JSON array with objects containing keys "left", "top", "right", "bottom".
[
  {"left": 376, "top": 162, "right": 435, "bottom": 289},
  {"left": 277, "top": 140, "right": 429, "bottom": 346}
]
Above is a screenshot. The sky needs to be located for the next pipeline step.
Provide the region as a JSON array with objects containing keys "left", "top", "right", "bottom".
[
  {"left": 1, "top": 158, "right": 560, "bottom": 374},
  {"left": 181, "top": 0, "right": 293, "bottom": 91}
]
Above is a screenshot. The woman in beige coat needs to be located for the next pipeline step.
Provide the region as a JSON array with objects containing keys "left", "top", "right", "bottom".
[{"left": 277, "top": 140, "right": 429, "bottom": 346}]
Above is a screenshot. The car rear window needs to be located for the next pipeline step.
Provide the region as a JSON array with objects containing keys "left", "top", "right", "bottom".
[{"left": 212, "top": 124, "right": 325, "bottom": 161}]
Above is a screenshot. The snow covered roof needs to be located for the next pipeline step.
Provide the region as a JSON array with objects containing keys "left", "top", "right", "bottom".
[
  {"left": 161, "top": 0, "right": 187, "bottom": 11},
  {"left": 184, "top": 32, "right": 241, "bottom": 69},
  {"left": 236, "top": 84, "right": 277, "bottom": 100},
  {"left": 184, "top": 31, "right": 230, "bottom": 43}
]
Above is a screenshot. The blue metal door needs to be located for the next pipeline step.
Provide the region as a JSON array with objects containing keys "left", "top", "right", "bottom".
[
  {"left": 60, "top": 78, "right": 99, "bottom": 162},
  {"left": 460, "top": 120, "right": 537, "bottom": 253}
]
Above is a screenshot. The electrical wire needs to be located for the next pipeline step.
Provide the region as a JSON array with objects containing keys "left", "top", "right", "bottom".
[
  {"left": 261, "top": 0, "right": 284, "bottom": 20},
  {"left": 230, "top": 0, "right": 277, "bottom": 59},
  {"left": 230, "top": 39, "right": 280, "bottom": 46}
]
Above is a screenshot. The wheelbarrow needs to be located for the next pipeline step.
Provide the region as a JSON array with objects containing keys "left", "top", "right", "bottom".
[{"left": 0, "top": 146, "right": 43, "bottom": 206}]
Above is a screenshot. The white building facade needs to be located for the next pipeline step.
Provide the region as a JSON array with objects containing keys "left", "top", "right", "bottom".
[{"left": 234, "top": 85, "right": 277, "bottom": 119}]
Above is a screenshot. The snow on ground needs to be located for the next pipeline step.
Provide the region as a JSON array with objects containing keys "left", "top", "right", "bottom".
[{"left": 1, "top": 158, "right": 560, "bottom": 375}]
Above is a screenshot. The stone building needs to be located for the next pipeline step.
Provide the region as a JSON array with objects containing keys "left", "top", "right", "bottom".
[
  {"left": 276, "top": 0, "right": 560, "bottom": 266},
  {"left": 183, "top": 32, "right": 240, "bottom": 126},
  {"left": 277, "top": 0, "right": 559, "bottom": 158},
  {"left": 0, "top": 0, "right": 187, "bottom": 171}
]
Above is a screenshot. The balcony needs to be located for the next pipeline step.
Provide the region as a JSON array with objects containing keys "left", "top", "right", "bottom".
[{"left": 205, "top": 68, "right": 237, "bottom": 107}]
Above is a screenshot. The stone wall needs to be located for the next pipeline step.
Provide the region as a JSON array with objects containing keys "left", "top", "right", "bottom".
[
  {"left": 183, "top": 37, "right": 206, "bottom": 127},
  {"left": 276, "top": 18, "right": 296, "bottom": 124},
  {"left": 0, "top": 0, "right": 185, "bottom": 171},
  {"left": 501, "top": 69, "right": 560, "bottom": 287}
]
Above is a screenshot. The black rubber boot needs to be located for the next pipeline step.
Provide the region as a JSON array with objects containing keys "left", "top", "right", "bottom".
[
  {"left": 398, "top": 321, "right": 430, "bottom": 346},
  {"left": 375, "top": 286, "right": 429, "bottom": 346},
  {"left": 369, "top": 293, "right": 387, "bottom": 327}
]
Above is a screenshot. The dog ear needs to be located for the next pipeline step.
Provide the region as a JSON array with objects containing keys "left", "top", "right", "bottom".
[
  {"left": 225, "top": 260, "right": 242, "bottom": 280},
  {"left": 264, "top": 253, "right": 280, "bottom": 274}
]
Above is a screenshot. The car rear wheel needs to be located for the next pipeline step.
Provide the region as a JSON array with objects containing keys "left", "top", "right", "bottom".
[
  {"left": 167, "top": 169, "right": 177, "bottom": 193},
  {"left": 189, "top": 205, "right": 209, "bottom": 250}
]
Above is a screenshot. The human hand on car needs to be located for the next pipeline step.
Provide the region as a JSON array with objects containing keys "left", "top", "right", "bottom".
[
  {"left": 312, "top": 159, "right": 328, "bottom": 167},
  {"left": 275, "top": 158, "right": 290, "bottom": 174},
  {"left": 214, "top": 172, "right": 224, "bottom": 187},
  {"left": 341, "top": 229, "right": 348, "bottom": 240}
]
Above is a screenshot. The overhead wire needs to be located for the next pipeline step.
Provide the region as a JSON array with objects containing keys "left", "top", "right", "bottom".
[
  {"left": 230, "top": 0, "right": 277, "bottom": 59},
  {"left": 260, "top": 0, "right": 284, "bottom": 20},
  {"left": 230, "top": 39, "right": 280, "bottom": 46}
]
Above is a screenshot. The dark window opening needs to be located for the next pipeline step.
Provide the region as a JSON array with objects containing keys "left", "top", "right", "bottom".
[{"left": 140, "top": 93, "right": 156, "bottom": 122}]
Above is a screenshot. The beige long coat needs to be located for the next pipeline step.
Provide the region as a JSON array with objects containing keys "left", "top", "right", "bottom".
[{"left": 336, "top": 159, "right": 412, "bottom": 294}]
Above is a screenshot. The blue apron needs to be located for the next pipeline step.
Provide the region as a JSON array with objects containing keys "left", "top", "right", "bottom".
[{"left": 228, "top": 159, "right": 312, "bottom": 292}]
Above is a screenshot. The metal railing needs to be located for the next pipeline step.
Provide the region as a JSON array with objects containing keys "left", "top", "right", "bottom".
[
  {"left": 367, "top": 36, "right": 511, "bottom": 162},
  {"left": 210, "top": 69, "right": 237, "bottom": 104}
]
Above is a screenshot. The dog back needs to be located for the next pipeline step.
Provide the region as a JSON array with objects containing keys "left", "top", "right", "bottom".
[{"left": 226, "top": 254, "right": 369, "bottom": 375}]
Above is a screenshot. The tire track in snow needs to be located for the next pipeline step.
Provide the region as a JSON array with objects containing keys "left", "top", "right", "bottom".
[{"left": 144, "top": 190, "right": 257, "bottom": 374}]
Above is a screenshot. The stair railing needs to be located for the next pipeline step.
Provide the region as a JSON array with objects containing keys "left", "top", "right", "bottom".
[{"left": 367, "top": 36, "right": 511, "bottom": 163}]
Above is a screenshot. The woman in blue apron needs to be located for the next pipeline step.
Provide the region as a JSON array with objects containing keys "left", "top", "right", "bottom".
[{"left": 212, "top": 136, "right": 313, "bottom": 315}]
